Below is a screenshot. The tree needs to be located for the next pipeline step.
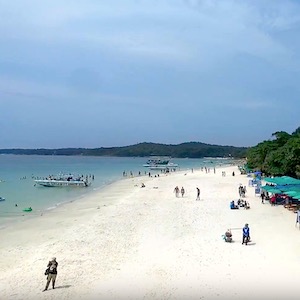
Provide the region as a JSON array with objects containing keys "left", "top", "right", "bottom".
[{"left": 246, "top": 127, "right": 300, "bottom": 178}]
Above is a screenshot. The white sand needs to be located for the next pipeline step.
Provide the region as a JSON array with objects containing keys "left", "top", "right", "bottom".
[{"left": 1, "top": 165, "right": 300, "bottom": 300}]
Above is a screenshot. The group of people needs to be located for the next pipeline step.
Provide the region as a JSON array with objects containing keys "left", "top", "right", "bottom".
[
  {"left": 226, "top": 180, "right": 251, "bottom": 244},
  {"left": 230, "top": 199, "right": 250, "bottom": 209},
  {"left": 260, "top": 190, "right": 270, "bottom": 204},
  {"left": 173, "top": 186, "right": 200, "bottom": 200},
  {"left": 238, "top": 185, "right": 247, "bottom": 198},
  {"left": 174, "top": 186, "right": 185, "bottom": 197},
  {"left": 224, "top": 223, "right": 251, "bottom": 245}
]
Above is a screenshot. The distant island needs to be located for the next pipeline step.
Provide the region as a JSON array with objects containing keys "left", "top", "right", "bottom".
[{"left": 0, "top": 142, "right": 248, "bottom": 158}]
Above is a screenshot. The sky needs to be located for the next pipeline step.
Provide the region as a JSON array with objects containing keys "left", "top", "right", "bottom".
[{"left": 0, "top": 0, "right": 300, "bottom": 148}]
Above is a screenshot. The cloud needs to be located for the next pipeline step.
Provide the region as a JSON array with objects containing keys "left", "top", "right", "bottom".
[
  {"left": 1, "top": 0, "right": 299, "bottom": 68},
  {"left": 0, "top": 0, "right": 300, "bottom": 147}
]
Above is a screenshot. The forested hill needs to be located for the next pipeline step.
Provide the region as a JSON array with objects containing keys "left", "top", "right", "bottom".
[
  {"left": 246, "top": 127, "right": 300, "bottom": 178},
  {"left": 0, "top": 142, "right": 247, "bottom": 158}
]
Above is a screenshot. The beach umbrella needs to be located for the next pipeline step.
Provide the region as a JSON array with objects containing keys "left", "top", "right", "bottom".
[
  {"left": 268, "top": 189, "right": 282, "bottom": 194},
  {"left": 285, "top": 191, "right": 299, "bottom": 196},
  {"left": 278, "top": 185, "right": 300, "bottom": 192},
  {"left": 291, "top": 193, "right": 300, "bottom": 200},
  {"left": 264, "top": 176, "right": 300, "bottom": 186},
  {"left": 281, "top": 176, "right": 300, "bottom": 185},
  {"left": 264, "top": 177, "right": 277, "bottom": 184},
  {"left": 261, "top": 185, "right": 281, "bottom": 193}
]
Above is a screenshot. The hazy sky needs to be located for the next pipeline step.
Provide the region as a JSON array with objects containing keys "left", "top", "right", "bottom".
[{"left": 1, "top": 0, "right": 300, "bottom": 148}]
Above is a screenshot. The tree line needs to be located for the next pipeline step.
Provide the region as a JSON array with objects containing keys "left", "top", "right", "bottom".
[
  {"left": 0, "top": 142, "right": 247, "bottom": 158},
  {"left": 246, "top": 127, "right": 300, "bottom": 178}
]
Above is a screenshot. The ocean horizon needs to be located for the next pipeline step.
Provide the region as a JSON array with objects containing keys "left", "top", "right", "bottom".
[{"left": 0, "top": 155, "right": 235, "bottom": 228}]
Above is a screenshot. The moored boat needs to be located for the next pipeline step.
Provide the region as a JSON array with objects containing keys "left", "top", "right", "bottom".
[
  {"left": 143, "top": 156, "right": 178, "bottom": 170},
  {"left": 34, "top": 174, "right": 91, "bottom": 187},
  {"left": 0, "top": 197, "right": 5, "bottom": 202}
]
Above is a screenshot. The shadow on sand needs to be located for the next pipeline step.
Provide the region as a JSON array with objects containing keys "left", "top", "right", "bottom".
[
  {"left": 242, "top": 242, "right": 256, "bottom": 246},
  {"left": 246, "top": 242, "right": 256, "bottom": 246},
  {"left": 55, "top": 285, "right": 72, "bottom": 289}
]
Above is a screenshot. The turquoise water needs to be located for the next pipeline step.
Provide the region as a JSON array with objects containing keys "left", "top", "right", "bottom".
[{"left": 0, "top": 155, "right": 233, "bottom": 227}]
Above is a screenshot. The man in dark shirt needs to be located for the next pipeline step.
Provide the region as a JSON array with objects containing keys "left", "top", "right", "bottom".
[{"left": 43, "top": 257, "right": 58, "bottom": 291}]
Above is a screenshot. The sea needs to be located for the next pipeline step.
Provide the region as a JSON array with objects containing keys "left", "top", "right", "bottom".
[{"left": 0, "top": 155, "right": 234, "bottom": 228}]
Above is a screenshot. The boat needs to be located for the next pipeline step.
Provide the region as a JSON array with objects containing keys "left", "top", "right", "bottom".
[
  {"left": 34, "top": 174, "right": 91, "bottom": 187},
  {"left": 0, "top": 197, "right": 5, "bottom": 202},
  {"left": 143, "top": 156, "right": 178, "bottom": 170}
]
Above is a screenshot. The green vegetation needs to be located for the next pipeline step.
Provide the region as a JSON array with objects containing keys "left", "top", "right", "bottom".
[
  {"left": 246, "top": 127, "right": 300, "bottom": 178},
  {"left": 0, "top": 142, "right": 247, "bottom": 158}
]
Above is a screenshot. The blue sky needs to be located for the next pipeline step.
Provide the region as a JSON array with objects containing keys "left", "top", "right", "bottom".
[{"left": 0, "top": 0, "right": 299, "bottom": 148}]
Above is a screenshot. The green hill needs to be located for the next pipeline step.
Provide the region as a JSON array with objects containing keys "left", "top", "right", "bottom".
[{"left": 0, "top": 142, "right": 247, "bottom": 158}]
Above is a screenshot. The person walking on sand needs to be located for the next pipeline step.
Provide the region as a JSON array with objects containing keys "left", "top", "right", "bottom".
[
  {"left": 174, "top": 186, "right": 179, "bottom": 197},
  {"left": 196, "top": 187, "right": 200, "bottom": 200},
  {"left": 43, "top": 257, "right": 58, "bottom": 292},
  {"left": 181, "top": 187, "right": 185, "bottom": 197},
  {"left": 260, "top": 191, "right": 265, "bottom": 204},
  {"left": 242, "top": 223, "right": 250, "bottom": 245}
]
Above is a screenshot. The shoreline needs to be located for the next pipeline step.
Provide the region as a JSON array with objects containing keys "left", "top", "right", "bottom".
[
  {"left": 1, "top": 164, "right": 299, "bottom": 299},
  {"left": 0, "top": 161, "right": 232, "bottom": 230},
  {"left": 0, "top": 166, "right": 201, "bottom": 231}
]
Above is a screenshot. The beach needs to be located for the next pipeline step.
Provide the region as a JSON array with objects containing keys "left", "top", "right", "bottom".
[{"left": 1, "top": 165, "right": 299, "bottom": 300}]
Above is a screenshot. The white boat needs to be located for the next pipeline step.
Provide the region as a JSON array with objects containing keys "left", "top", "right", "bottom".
[
  {"left": 0, "top": 197, "right": 5, "bottom": 201},
  {"left": 34, "top": 174, "right": 91, "bottom": 187},
  {"left": 143, "top": 156, "right": 178, "bottom": 170}
]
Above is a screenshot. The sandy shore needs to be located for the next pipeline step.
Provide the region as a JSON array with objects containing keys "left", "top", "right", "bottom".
[{"left": 1, "top": 165, "right": 300, "bottom": 300}]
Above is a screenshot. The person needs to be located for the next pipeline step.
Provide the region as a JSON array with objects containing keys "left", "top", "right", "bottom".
[
  {"left": 181, "top": 187, "right": 185, "bottom": 197},
  {"left": 238, "top": 185, "right": 243, "bottom": 197},
  {"left": 260, "top": 191, "right": 265, "bottom": 204},
  {"left": 225, "top": 229, "right": 232, "bottom": 242},
  {"left": 174, "top": 186, "right": 179, "bottom": 197},
  {"left": 230, "top": 200, "right": 238, "bottom": 209},
  {"left": 270, "top": 195, "right": 276, "bottom": 206},
  {"left": 244, "top": 201, "right": 250, "bottom": 209},
  {"left": 296, "top": 210, "right": 300, "bottom": 228},
  {"left": 43, "top": 257, "right": 58, "bottom": 292},
  {"left": 241, "top": 186, "right": 246, "bottom": 198},
  {"left": 242, "top": 223, "right": 250, "bottom": 245},
  {"left": 196, "top": 187, "right": 200, "bottom": 200}
]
